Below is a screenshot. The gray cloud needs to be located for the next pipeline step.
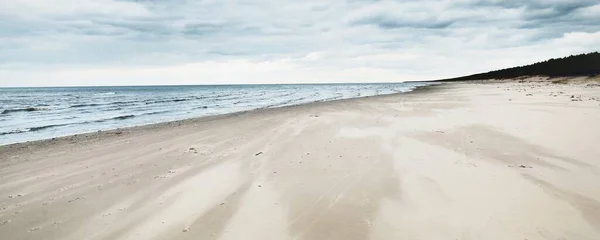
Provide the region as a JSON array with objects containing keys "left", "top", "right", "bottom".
[
  {"left": 0, "top": 0, "right": 599, "bottom": 86},
  {"left": 351, "top": 15, "right": 454, "bottom": 30},
  {"left": 466, "top": 0, "right": 600, "bottom": 30}
]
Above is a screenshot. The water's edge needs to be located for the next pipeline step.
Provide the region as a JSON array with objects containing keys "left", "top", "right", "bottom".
[{"left": 0, "top": 83, "right": 437, "bottom": 146}]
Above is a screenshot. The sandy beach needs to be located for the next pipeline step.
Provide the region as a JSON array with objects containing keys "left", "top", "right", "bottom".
[{"left": 1, "top": 78, "right": 600, "bottom": 240}]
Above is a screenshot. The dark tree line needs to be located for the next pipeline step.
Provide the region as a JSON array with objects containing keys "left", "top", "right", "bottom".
[{"left": 442, "top": 52, "right": 600, "bottom": 81}]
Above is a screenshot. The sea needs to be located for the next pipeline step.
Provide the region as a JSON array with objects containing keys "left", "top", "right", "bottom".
[{"left": 0, "top": 82, "right": 430, "bottom": 145}]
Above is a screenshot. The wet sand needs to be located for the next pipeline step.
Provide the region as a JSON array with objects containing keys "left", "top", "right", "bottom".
[{"left": 1, "top": 78, "right": 600, "bottom": 240}]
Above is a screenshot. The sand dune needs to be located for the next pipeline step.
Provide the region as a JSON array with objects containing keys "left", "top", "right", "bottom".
[{"left": 1, "top": 79, "right": 599, "bottom": 240}]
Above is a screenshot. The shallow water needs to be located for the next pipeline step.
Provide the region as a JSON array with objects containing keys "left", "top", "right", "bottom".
[{"left": 0, "top": 83, "right": 429, "bottom": 145}]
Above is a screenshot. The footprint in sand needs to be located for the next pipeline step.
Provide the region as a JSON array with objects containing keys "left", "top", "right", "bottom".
[
  {"left": 7, "top": 194, "right": 24, "bottom": 199},
  {"left": 68, "top": 196, "right": 86, "bottom": 203}
]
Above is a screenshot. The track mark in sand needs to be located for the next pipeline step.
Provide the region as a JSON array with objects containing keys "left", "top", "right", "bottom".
[
  {"left": 409, "top": 124, "right": 588, "bottom": 170},
  {"left": 42, "top": 196, "right": 63, "bottom": 206},
  {"left": 117, "top": 161, "right": 244, "bottom": 240},
  {"left": 186, "top": 145, "right": 214, "bottom": 155},
  {"left": 67, "top": 196, "right": 86, "bottom": 203},
  {"left": 523, "top": 175, "right": 600, "bottom": 233},
  {"left": 185, "top": 181, "right": 253, "bottom": 240},
  {"left": 28, "top": 226, "right": 41, "bottom": 232},
  {"left": 287, "top": 167, "right": 354, "bottom": 229},
  {"left": 7, "top": 194, "right": 25, "bottom": 199},
  {"left": 55, "top": 183, "right": 82, "bottom": 193},
  {"left": 457, "top": 128, "right": 477, "bottom": 167},
  {"left": 288, "top": 156, "right": 378, "bottom": 237},
  {"left": 293, "top": 157, "right": 384, "bottom": 240},
  {"left": 333, "top": 194, "right": 344, "bottom": 204}
]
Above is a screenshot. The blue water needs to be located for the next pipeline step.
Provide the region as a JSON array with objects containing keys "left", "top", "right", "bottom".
[{"left": 0, "top": 83, "right": 429, "bottom": 145}]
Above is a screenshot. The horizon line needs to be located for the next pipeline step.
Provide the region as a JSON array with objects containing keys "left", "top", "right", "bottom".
[{"left": 0, "top": 80, "right": 436, "bottom": 89}]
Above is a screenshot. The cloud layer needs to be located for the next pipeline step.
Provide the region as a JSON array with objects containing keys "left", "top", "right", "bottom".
[{"left": 1, "top": 0, "right": 599, "bottom": 86}]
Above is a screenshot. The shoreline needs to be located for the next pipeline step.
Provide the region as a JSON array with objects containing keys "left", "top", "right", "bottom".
[
  {"left": 1, "top": 78, "right": 599, "bottom": 240},
  {"left": 0, "top": 83, "right": 440, "bottom": 149}
]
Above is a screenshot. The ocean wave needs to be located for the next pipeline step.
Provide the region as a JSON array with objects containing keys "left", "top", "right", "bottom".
[
  {"left": 1, "top": 107, "right": 46, "bottom": 115},
  {"left": 263, "top": 97, "right": 308, "bottom": 109},
  {"left": 105, "top": 107, "right": 123, "bottom": 111},
  {"left": 214, "top": 95, "right": 241, "bottom": 101},
  {"left": 0, "top": 129, "right": 29, "bottom": 136},
  {"left": 144, "top": 110, "right": 173, "bottom": 116},
  {"left": 62, "top": 94, "right": 82, "bottom": 98},
  {"left": 29, "top": 124, "right": 69, "bottom": 132},
  {"left": 210, "top": 94, "right": 231, "bottom": 99},
  {"left": 111, "top": 101, "right": 140, "bottom": 106},
  {"left": 112, "top": 115, "right": 135, "bottom": 120},
  {"left": 278, "top": 92, "right": 294, "bottom": 97},
  {"left": 144, "top": 98, "right": 193, "bottom": 105},
  {"left": 2, "top": 111, "right": 174, "bottom": 136},
  {"left": 233, "top": 96, "right": 272, "bottom": 105},
  {"left": 314, "top": 96, "right": 342, "bottom": 103},
  {"left": 144, "top": 96, "right": 210, "bottom": 105},
  {"left": 70, "top": 100, "right": 140, "bottom": 109},
  {"left": 85, "top": 111, "right": 172, "bottom": 124},
  {"left": 1, "top": 123, "right": 70, "bottom": 135},
  {"left": 70, "top": 103, "right": 103, "bottom": 108}
]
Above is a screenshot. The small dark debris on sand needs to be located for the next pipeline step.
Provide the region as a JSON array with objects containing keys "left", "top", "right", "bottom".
[
  {"left": 509, "top": 164, "right": 532, "bottom": 169},
  {"left": 309, "top": 114, "right": 319, "bottom": 118},
  {"left": 255, "top": 152, "right": 263, "bottom": 156}
]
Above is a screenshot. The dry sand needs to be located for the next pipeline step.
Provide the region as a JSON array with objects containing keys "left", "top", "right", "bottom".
[{"left": 1, "top": 78, "right": 600, "bottom": 240}]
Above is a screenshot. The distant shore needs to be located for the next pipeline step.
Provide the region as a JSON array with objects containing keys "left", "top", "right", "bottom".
[{"left": 1, "top": 77, "right": 599, "bottom": 240}]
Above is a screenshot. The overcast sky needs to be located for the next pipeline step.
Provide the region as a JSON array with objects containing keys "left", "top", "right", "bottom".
[{"left": 0, "top": 0, "right": 599, "bottom": 87}]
